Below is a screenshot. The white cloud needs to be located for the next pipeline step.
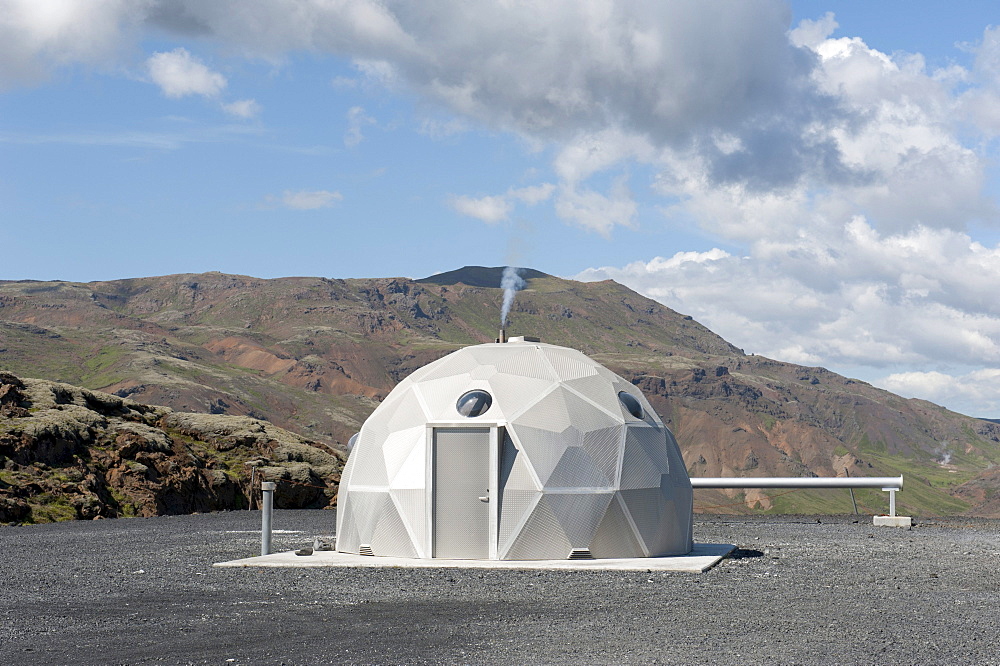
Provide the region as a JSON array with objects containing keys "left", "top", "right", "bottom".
[
  {"left": 509, "top": 183, "right": 555, "bottom": 206},
  {"left": 0, "top": 0, "right": 143, "bottom": 88},
  {"left": 279, "top": 189, "right": 342, "bottom": 210},
  {"left": 450, "top": 182, "right": 555, "bottom": 224},
  {"left": 449, "top": 194, "right": 511, "bottom": 224},
  {"left": 222, "top": 98, "right": 261, "bottom": 118},
  {"left": 882, "top": 369, "right": 1000, "bottom": 417},
  {"left": 578, "top": 218, "right": 1000, "bottom": 372},
  {"left": 555, "top": 178, "right": 637, "bottom": 236},
  {"left": 344, "top": 106, "right": 375, "bottom": 147},
  {"left": 146, "top": 47, "right": 226, "bottom": 98}
]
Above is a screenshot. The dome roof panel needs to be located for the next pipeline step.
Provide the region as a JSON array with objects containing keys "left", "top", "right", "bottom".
[
  {"left": 416, "top": 350, "right": 480, "bottom": 382},
  {"left": 413, "top": 374, "right": 477, "bottom": 420},
  {"left": 582, "top": 426, "right": 624, "bottom": 486},
  {"left": 493, "top": 348, "right": 559, "bottom": 381},
  {"left": 544, "top": 347, "right": 602, "bottom": 381},
  {"left": 484, "top": 373, "right": 558, "bottom": 421},
  {"left": 508, "top": 423, "right": 573, "bottom": 487},
  {"left": 382, "top": 426, "right": 425, "bottom": 486},
  {"left": 545, "top": 445, "right": 614, "bottom": 489},
  {"left": 511, "top": 385, "right": 576, "bottom": 433}
]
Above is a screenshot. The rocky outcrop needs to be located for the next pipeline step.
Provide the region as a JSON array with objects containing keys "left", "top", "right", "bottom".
[{"left": 0, "top": 372, "right": 345, "bottom": 524}]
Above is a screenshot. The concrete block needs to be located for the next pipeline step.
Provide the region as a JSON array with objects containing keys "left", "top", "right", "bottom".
[{"left": 873, "top": 515, "right": 912, "bottom": 527}]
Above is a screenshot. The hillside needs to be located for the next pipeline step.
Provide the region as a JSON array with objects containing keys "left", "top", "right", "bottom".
[
  {"left": 0, "top": 371, "right": 344, "bottom": 524},
  {"left": 2, "top": 266, "right": 999, "bottom": 518}
]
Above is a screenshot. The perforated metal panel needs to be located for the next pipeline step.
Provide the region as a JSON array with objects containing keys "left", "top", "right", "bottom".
[
  {"left": 493, "top": 348, "right": 558, "bottom": 381},
  {"left": 504, "top": 494, "right": 572, "bottom": 560},
  {"left": 590, "top": 493, "right": 645, "bottom": 558},
  {"left": 582, "top": 426, "right": 624, "bottom": 486},
  {"left": 510, "top": 423, "right": 571, "bottom": 487},
  {"left": 433, "top": 428, "right": 491, "bottom": 559},
  {"left": 371, "top": 495, "right": 417, "bottom": 558},
  {"left": 546, "top": 446, "right": 614, "bottom": 489},
  {"left": 545, "top": 492, "right": 614, "bottom": 548},
  {"left": 545, "top": 348, "right": 601, "bottom": 381},
  {"left": 620, "top": 429, "right": 664, "bottom": 491}
]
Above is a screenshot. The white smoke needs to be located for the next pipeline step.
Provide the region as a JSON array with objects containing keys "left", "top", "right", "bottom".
[{"left": 500, "top": 266, "right": 525, "bottom": 326}]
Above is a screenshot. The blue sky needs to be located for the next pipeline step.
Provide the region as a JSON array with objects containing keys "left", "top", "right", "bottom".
[{"left": 3, "top": 0, "right": 1000, "bottom": 418}]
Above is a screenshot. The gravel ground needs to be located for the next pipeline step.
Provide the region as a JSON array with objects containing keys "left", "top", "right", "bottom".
[{"left": 1, "top": 511, "right": 998, "bottom": 665}]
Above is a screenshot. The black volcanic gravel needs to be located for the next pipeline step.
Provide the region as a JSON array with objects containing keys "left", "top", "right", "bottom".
[{"left": 1, "top": 511, "right": 998, "bottom": 665}]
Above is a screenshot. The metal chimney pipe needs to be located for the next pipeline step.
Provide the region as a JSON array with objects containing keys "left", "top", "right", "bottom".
[{"left": 499, "top": 328, "right": 507, "bottom": 343}]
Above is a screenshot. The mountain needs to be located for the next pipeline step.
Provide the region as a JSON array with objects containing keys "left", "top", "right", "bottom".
[{"left": 2, "top": 267, "right": 999, "bottom": 518}]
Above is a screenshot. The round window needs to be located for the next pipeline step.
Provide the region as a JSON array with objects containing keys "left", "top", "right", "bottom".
[
  {"left": 456, "top": 390, "right": 493, "bottom": 417},
  {"left": 618, "top": 391, "right": 644, "bottom": 419}
]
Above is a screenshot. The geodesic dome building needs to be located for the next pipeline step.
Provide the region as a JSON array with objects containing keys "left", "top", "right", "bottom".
[{"left": 336, "top": 338, "right": 693, "bottom": 560}]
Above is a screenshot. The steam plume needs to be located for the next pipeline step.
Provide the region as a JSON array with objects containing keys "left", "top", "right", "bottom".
[{"left": 500, "top": 266, "right": 525, "bottom": 326}]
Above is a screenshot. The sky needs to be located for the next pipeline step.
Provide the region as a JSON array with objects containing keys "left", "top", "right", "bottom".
[{"left": 3, "top": 1, "right": 1000, "bottom": 418}]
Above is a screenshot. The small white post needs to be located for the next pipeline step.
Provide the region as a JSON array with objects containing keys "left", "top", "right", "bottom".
[
  {"left": 883, "top": 487, "right": 897, "bottom": 517},
  {"left": 261, "top": 481, "right": 276, "bottom": 556}
]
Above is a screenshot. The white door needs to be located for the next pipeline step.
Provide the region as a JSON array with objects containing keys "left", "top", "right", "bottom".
[{"left": 432, "top": 427, "right": 492, "bottom": 559}]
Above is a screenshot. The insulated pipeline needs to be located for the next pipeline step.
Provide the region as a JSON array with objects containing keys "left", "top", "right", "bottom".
[{"left": 689, "top": 475, "right": 903, "bottom": 490}]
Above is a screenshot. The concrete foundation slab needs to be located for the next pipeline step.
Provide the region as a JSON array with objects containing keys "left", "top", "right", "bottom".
[
  {"left": 873, "top": 515, "right": 913, "bottom": 527},
  {"left": 214, "top": 542, "right": 735, "bottom": 573}
]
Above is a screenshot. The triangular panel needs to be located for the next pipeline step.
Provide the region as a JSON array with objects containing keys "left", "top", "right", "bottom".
[
  {"left": 545, "top": 492, "right": 614, "bottom": 548},
  {"left": 619, "top": 487, "right": 666, "bottom": 554},
  {"left": 499, "top": 436, "right": 540, "bottom": 491},
  {"left": 389, "top": 488, "right": 427, "bottom": 557},
  {"left": 590, "top": 493, "right": 644, "bottom": 558},
  {"left": 370, "top": 495, "right": 417, "bottom": 558},
  {"left": 382, "top": 426, "right": 424, "bottom": 483},
  {"left": 509, "top": 423, "right": 571, "bottom": 487},
  {"left": 494, "top": 348, "right": 558, "bottom": 381},
  {"left": 345, "top": 489, "right": 392, "bottom": 547},
  {"left": 620, "top": 430, "right": 662, "bottom": 490},
  {"left": 417, "top": 351, "right": 479, "bottom": 382},
  {"left": 544, "top": 348, "right": 600, "bottom": 381},
  {"left": 503, "top": 494, "right": 572, "bottom": 560},
  {"left": 484, "top": 373, "right": 558, "bottom": 421},
  {"left": 513, "top": 386, "right": 574, "bottom": 432},
  {"left": 386, "top": 387, "right": 431, "bottom": 432},
  {"left": 560, "top": 389, "right": 622, "bottom": 433},
  {"left": 412, "top": 374, "right": 476, "bottom": 421},
  {"left": 344, "top": 436, "right": 389, "bottom": 487},
  {"left": 389, "top": 436, "right": 426, "bottom": 490},
  {"left": 498, "top": 489, "right": 540, "bottom": 555},
  {"left": 630, "top": 425, "right": 671, "bottom": 474},
  {"left": 582, "top": 426, "right": 624, "bottom": 487},
  {"left": 545, "top": 446, "right": 614, "bottom": 488}
]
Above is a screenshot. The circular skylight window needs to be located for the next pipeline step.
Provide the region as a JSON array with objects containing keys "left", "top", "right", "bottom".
[
  {"left": 618, "top": 391, "right": 644, "bottom": 419},
  {"left": 456, "top": 390, "right": 493, "bottom": 417}
]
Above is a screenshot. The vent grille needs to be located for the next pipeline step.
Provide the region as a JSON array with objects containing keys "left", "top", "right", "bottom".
[
  {"left": 568, "top": 548, "right": 594, "bottom": 560},
  {"left": 359, "top": 544, "right": 374, "bottom": 557}
]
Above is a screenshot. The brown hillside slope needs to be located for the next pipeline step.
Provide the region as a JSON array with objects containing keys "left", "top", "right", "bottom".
[{"left": 1, "top": 267, "right": 998, "bottom": 517}]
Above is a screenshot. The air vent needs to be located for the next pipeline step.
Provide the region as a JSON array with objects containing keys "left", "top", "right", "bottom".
[
  {"left": 568, "top": 548, "right": 594, "bottom": 560},
  {"left": 359, "top": 544, "right": 374, "bottom": 556}
]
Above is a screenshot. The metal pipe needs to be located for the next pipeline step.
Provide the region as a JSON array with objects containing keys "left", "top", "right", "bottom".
[
  {"left": 261, "top": 481, "right": 276, "bottom": 556},
  {"left": 689, "top": 475, "right": 903, "bottom": 490}
]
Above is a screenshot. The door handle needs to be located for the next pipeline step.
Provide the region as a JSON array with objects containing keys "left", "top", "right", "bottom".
[{"left": 478, "top": 495, "right": 489, "bottom": 502}]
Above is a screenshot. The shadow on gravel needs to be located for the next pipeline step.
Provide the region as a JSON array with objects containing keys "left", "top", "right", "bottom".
[{"left": 727, "top": 548, "right": 764, "bottom": 559}]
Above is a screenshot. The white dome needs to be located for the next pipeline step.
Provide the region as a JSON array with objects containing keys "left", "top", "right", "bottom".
[{"left": 337, "top": 340, "right": 693, "bottom": 560}]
